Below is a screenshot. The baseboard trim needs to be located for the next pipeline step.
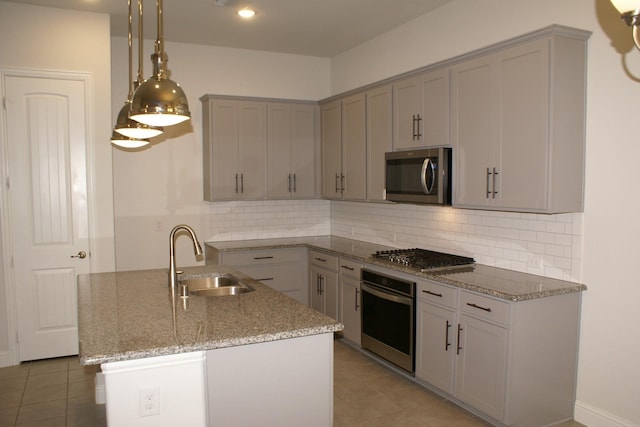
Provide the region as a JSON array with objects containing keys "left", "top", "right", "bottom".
[
  {"left": 0, "top": 351, "right": 13, "bottom": 368},
  {"left": 574, "top": 400, "right": 639, "bottom": 427}
]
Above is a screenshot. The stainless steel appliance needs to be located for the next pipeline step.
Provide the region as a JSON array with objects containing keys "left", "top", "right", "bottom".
[
  {"left": 361, "top": 248, "right": 474, "bottom": 374},
  {"left": 361, "top": 269, "right": 415, "bottom": 374},
  {"left": 372, "top": 248, "right": 474, "bottom": 272},
  {"left": 385, "top": 147, "right": 452, "bottom": 205}
]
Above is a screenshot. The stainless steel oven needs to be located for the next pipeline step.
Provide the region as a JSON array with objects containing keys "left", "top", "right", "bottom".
[{"left": 361, "top": 269, "right": 416, "bottom": 374}]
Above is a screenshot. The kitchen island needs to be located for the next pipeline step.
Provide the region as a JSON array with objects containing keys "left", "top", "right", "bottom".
[{"left": 77, "top": 265, "right": 342, "bottom": 427}]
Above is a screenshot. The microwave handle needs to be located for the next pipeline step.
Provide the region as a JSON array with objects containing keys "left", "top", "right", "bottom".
[{"left": 420, "top": 158, "right": 436, "bottom": 194}]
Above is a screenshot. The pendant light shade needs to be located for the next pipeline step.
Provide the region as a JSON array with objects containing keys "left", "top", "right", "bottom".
[
  {"left": 130, "top": 0, "right": 191, "bottom": 127},
  {"left": 610, "top": 0, "right": 640, "bottom": 13},
  {"left": 114, "top": 101, "right": 164, "bottom": 138},
  {"left": 129, "top": 66, "right": 191, "bottom": 126},
  {"left": 610, "top": 0, "right": 640, "bottom": 50},
  {"left": 110, "top": 130, "right": 149, "bottom": 148}
]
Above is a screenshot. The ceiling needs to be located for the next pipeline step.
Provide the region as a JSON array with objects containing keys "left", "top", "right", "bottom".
[{"left": 4, "top": 0, "right": 450, "bottom": 57}]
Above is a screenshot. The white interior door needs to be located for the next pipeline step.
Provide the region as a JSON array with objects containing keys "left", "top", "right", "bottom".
[{"left": 4, "top": 75, "right": 90, "bottom": 361}]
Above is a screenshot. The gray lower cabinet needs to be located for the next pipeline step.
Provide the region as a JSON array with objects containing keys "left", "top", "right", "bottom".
[
  {"left": 338, "top": 258, "right": 362, "bottom": 345},
  {"left": 416, "top": 279, "right": 581, "bottom": 426},
  {"left": 308, "top": 250, "right": 339, "bottom": 320},
  {"left": 217, "top": 248, "right": 308, "bottom": 305}
]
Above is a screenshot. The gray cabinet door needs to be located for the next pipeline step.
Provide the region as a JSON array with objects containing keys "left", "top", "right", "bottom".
[
  {"left": 416, "top": 301, "right": 456, "bottom": 394},
  {"left": 366, "top": 84, "right": 392, "bottom": 201},
  {"left": 267, "top": 103, "right": 316, "bottom": 199},
  {"left": 341, "top": 93, "right": 367, "bottom": 200},
  {"left": 321, "top": 100, "right": 342, "bottom": 199},
  {"left": 393, "top": 68, "right": 449, "bottom": 150},
  {"left": 290, "top": 104, "right": 317, "bottom": 198},
  {"left": 455, "top": 313, "right": 508, "bottom": 421},
  {"left": 237, "top": 102, "right": 267, "bottom": 199},
  {"left": 204, "top": 99, "right": 266, "bottom": 200},
  {"left": 451, "top": 55, "right": 496, "bottom": 208}
]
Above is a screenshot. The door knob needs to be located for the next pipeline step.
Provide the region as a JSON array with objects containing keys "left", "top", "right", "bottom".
[{"left": 71, "top": 251, "right": 87, "bottom": 259}]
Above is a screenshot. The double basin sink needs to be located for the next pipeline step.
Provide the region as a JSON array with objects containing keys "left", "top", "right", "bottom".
[{"left": 179, "top": 274, "right": 254, "bottom": 297}]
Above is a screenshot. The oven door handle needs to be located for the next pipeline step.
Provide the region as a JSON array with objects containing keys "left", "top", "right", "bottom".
[{"left": 362, "top": 282, "right": 412, "bottom": 306}]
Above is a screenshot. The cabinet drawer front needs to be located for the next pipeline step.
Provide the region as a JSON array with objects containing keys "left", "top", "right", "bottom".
[
  {"left": 309, "top": 250, "right": 339, "bottom": 271},
  {"left": 460, "top": 291, "right": 510, "bottom": 325},
  {"left": 339, "top": 258, "right": 362, "bottom": 278},
  {"left": 221, "top": 248, "right": 304, "bottom": 266},
  {"left": 417, "top": 280, "right": 457, "bottom": 308},
  {"left": 239, "top": 264, "right": 305, "bottom": 293}
]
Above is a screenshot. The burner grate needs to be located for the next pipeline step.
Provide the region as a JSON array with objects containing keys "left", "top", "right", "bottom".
[{"left": 372, "top": 248, "right": 474, "bottom": 270}]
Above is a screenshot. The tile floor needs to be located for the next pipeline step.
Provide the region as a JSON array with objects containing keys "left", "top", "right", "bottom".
[
  {"left": 0, "top": 340, "right": 585, "bottom": 427},
  {"left": 0, "top": 356, "right": 104, "bottom": 426}
]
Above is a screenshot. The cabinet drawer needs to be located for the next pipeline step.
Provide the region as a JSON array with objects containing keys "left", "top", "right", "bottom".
[
  {"left": 221, "top": 248, "right": 304, "bottom": 266},
  {"left": 417, "top": 279, "right": 457, "bottom": 309},
  {"left": 238, "top": 264, "right": 305, "bottom": 293},
  {"left": 460, "top": 291, "right": 510, "bottom": 326},
  {"left": 338, "top": 258, "right": 362, "bottom": 278},
  {"left": 308, "top": 250, "right": 339, "bottom": 271}
]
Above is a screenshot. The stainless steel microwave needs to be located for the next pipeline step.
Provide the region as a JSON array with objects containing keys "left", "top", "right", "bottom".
[{"left": 385, "top": 147, "right": 452, "bottom": 205}]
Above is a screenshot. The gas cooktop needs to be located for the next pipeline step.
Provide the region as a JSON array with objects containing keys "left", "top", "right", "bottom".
[{"left": 372, "top": 248, "right": 474, "bottom": 272}]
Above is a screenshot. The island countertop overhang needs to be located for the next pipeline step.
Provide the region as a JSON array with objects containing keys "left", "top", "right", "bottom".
[{"left": 77, "top": 265, "right": 342, "bottom": 366}]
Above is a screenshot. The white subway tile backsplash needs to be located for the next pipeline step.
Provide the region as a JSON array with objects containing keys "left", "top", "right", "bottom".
[
  {"left": 330, "top": 201, "right": 583, "bottom": 282},
  {"left": 202, "top": 198, "right": 582, "bottom": 283}
]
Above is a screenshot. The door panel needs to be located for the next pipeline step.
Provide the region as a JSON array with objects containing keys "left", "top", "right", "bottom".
[{"left": 5, "top": 75, "right": 89, "bottom": 361}]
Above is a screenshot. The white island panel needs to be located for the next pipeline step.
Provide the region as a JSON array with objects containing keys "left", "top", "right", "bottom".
[
  {"left": 101, "top": 351, "right": 207, "bottom": 427},
  {"left": 207, "top": 333, "right": 334, "bottom": 427}
]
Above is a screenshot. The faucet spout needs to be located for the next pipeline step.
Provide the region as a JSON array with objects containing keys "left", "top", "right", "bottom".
[{"left": 169, "top": 224, "right": 203, "bottom": 289}]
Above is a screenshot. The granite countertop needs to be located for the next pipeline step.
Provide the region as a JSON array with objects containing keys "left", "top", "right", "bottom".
[
  {"left": 77, "top": 265, "right": 342, "bottom": 366},
  {"left": 207, "top": 235, "right": 587, "bottom": 302}
]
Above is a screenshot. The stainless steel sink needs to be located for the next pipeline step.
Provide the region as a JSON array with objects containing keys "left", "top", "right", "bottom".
[{"left": 179, "top": 274, "right": 254, "bottom": 297}]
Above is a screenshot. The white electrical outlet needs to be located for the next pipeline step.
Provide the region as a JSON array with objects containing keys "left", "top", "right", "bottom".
[{"left": 140, "top": 387, "right": 160, "bottom": 417}]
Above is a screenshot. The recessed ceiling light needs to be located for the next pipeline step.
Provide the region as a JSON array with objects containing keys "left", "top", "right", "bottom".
[{"left": 238, "top": 8, "right": 256, "bottom": 18}]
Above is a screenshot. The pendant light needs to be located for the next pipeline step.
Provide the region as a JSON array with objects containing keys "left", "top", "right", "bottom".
[
  {"left": 111, "top": 0, "right": 161, "bottom": 147},
  {"left": 129, "top": 0, "right": 191, "bottom": 127},
  {"left": 610, "top": 0, "right": 640, "bottom": 50},
  {"left": 110, "top": 131, "right": 150, "bottom": 148}
]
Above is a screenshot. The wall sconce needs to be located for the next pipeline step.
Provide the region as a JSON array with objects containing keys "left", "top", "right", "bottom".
[
  {"left": 129, "top": 0, "right": 191, "bottom": 127},
  {"left": 610, "top": 0, "right": 640, "bottom": 49}
]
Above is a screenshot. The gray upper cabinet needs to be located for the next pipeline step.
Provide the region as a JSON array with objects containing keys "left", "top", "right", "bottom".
[
  {"left": 393, "top": 67, "right": 449, "bottom": 150},
  {"left": 451, "top": 27, "right": 589, "bottom": 213},
  {"left": 366, "top": 84, "right": 393, "bottom": 201},
  {"left": 341, "top": 93, "right": 367, "bottom": 200},
  {"left": 320, "top": 100, "right": 342, "bottom": 199},
  {"left": 202, "top": 97, "right": 267, "bottom": 201},
  {"left": 320, "top": 96, "right": 367, "bottom": 200},
  {"left": 202, "top": 95, "right": 317, "bottom": 202},
  {"left": 267, "top": 102, "right": 317, "bottom": 199}
]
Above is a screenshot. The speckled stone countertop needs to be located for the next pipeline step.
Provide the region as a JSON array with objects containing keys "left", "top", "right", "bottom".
[
  {"left": 77, "top": 265, "right": 342, "bottom": 366},
  {"left": 207, "top": 235, "right": 587, "bottom": 302}
]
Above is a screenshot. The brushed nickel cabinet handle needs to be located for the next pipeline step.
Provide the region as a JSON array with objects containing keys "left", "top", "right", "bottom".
[
  {"left": 423, "top": 290, "right": 442, "bottom": 298},
  {"left": 467, "top": 302, "right": 492, "bottom": 312},
  {"left": 492, "top": 167, "right": 498, "bottom": 198}
]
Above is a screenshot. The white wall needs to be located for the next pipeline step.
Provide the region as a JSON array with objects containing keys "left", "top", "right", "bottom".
[
  {"left": 0, "top": 2, "right": 115, "bottom": 363},
  {"left": 330, "top": 0, "right": 640, "bottom": 425},
  {"left": 111, "top": 38, "right": 331, "bottom": 271}
]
